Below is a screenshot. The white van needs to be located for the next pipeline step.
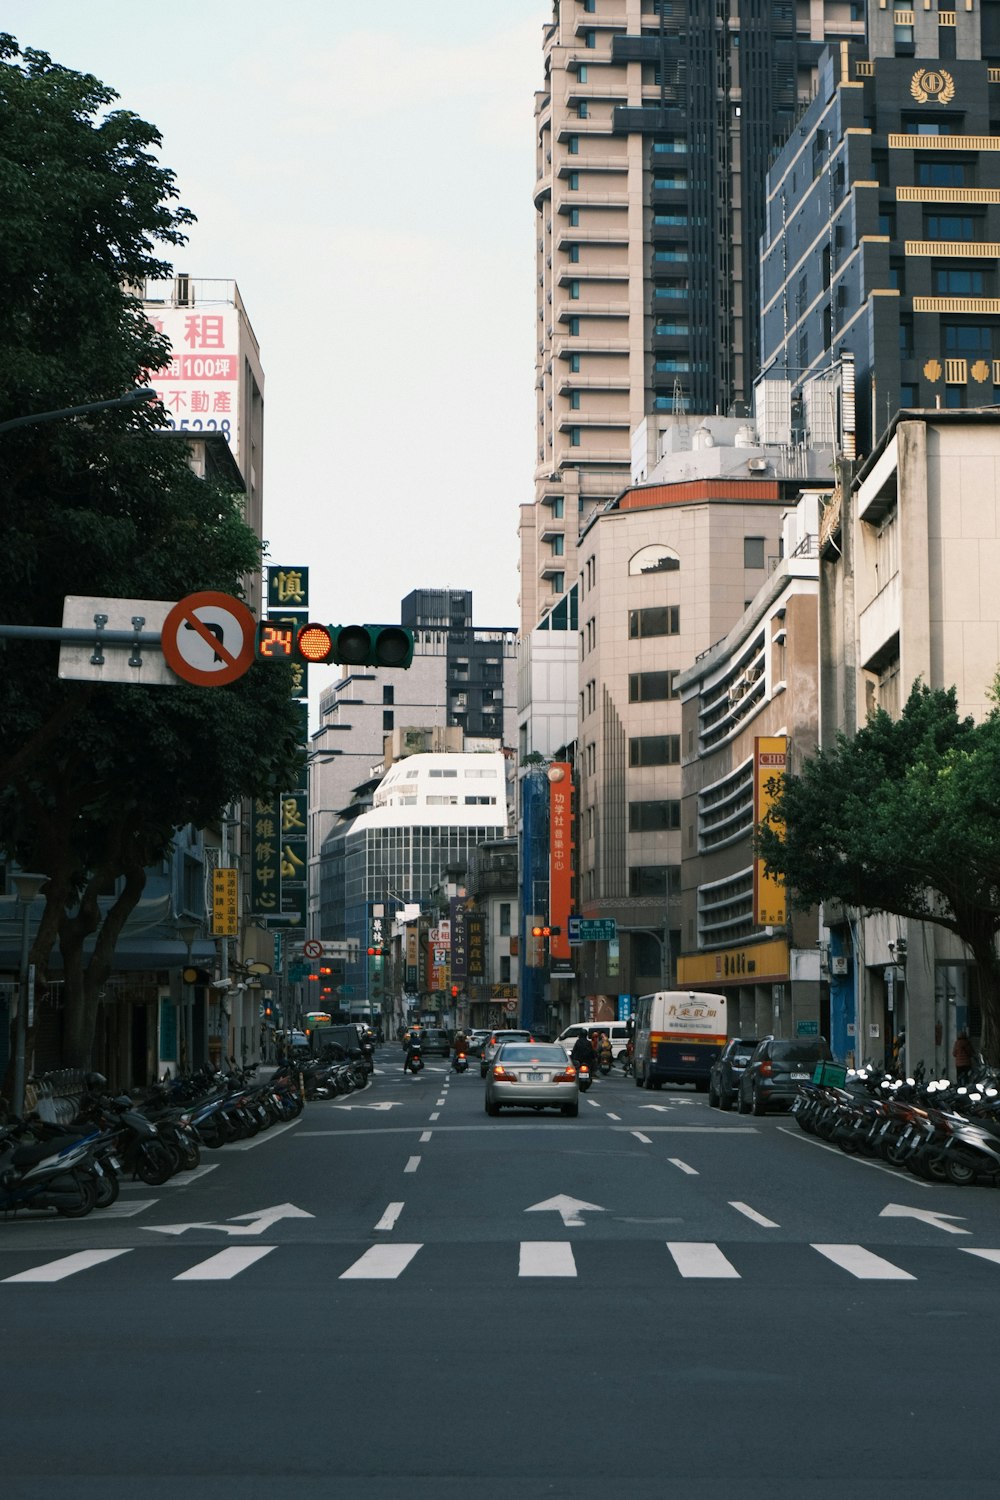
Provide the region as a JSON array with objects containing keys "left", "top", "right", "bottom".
[
  {"left": 556, "top": 1022, "right": 632, "bottom": 1064},
  {"left": 632, "top": 991, "right": 727, "bottom": 1091}
]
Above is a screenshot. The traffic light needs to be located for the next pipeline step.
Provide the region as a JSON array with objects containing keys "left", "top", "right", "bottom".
[
  {"left": 257, "top": 621, "right": 414, "bottom": 669},
  {"left": 530, "top": 925, "right": 562, "bottom": 938},
  {"left": 367, "top": 946, "right": 383, "bottom": 958},
  {"left": 450, "top": 985, "right": 459, "bottom": 999}
]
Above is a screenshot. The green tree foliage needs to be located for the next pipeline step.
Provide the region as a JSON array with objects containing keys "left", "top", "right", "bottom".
[
  {"left": 0, "top": 38, "right": 302, "bottom": 1070},
  {"left": 757, "top": 683, "right": 1000, "bottom": 1062}
]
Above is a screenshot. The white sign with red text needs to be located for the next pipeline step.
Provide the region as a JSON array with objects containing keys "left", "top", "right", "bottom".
[{"left": 146, "top": 305, "right": 240, "bottom": 465}]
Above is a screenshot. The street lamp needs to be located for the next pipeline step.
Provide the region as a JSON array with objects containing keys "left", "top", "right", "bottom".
[
  {"left": 12, "top": 873, "right": 47, "bottom": 1117},
  {"left": 0, "top": 387, "right": 159, "bottom": 435}
]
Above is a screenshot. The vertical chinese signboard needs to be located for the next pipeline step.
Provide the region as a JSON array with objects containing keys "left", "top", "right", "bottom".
[
  {"left": 450, "top": 897, "right": 468, "bottom": 988},
  {"left": 146, "top": 306, "right": 242, "bottom": 465},
  {"left": 250, "top": 794, "right": 281, "bottom": 916},
  {"left": 548, "top": 762, "right": 574, "bottom": 961},
  {"left": 268, "top": 565, "right": 310, "bottom": 934},
  {"left": 753, "top": 736, "right": 787, "bottom": 926},
  {"left": 428, "top": 921, "right": 450, "bottom": 993},
  {"left": 211, "top": 868, "right": 238, "bottom": 938},
  {"left": 466, "top": 915, "right": 486, "bottom": 983},
  {"left": 405, "top": 924, "right": 419, "bottom": 989}
]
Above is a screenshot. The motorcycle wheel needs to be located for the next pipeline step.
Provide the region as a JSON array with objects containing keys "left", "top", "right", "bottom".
[
  {"left": 178, "top": 1138, "right": 201, "bottom": 1171},
  {"left": 136, "top": 1141, "right": 175, "bottom": 1186},
  {"left": 92, "top": 1166, "right": 119, "bottom": 1208},
  {"left": 945, "top": 1157, "right": 977, "bottom": 1186},
  {"left": 56, "top": 1172, "right": 97, "bottom": 1218}
]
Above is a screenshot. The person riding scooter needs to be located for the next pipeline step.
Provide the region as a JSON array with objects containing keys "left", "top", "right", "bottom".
[{"left": 403, "top": 1030, "right": 424, "bottom": 1074}]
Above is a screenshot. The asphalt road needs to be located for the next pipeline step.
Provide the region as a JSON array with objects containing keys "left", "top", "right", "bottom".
[{"left": 3, "top": 1049, "right": 998, "bottom": 1499}]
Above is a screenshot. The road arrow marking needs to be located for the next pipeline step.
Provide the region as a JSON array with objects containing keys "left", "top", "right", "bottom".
[
  {"left": 525, "top": 1194, "right": 605, "bottom": 1228},
  {"left": 639, "top": 1105, "right": 674, "bottom": 1112},
  {"left": 144, "top": 1203, "right": 315, "bottom": 1238},
  {"left": 879, "top": 1203, "right": 970, "bottom": 1235},
  {"left": 333, "top": 1101, "right": 403, "bottom": 1111}
]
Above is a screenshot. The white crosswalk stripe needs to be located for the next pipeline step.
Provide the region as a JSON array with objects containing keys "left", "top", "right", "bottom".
[
  {"left": 811, "top": 1243, "right": 915, "bottom": 1280},
  {"left": 667, "top": 1241, "right": 740, "bottom": 1278},
  {"left": 173, "top": 1246, "right": 276, "bottom": 1281},
  {"left": 339, "top": 1243, "right": 422, "bottom": 1280},
  {"left": 519, "top": 1241, "right": 577, "bottom": 1278},
  {"left": 3, "top": 1249, "right": 132, "bottom": 1283}
]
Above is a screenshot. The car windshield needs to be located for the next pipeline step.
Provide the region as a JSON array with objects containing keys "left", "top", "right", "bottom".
[
  {"left": 733, "top": 1051, "right": 754, "bottom": 1065},
  {"left": 498, "top": 1045, "right": 566, "bottom": 1064},
  {"left": 492, "top": 1032, "right": 530, "bottom": 1044}
]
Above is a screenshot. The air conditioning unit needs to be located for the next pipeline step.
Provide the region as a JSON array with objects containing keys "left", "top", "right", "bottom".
[
  {"left": 748, "top": 457, "right": 769, "bottom": 472},
  {"left": 831, "top": 956, "right": 848, "bottom": 975}
]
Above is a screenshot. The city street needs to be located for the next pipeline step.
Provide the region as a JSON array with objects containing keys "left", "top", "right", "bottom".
[{"left": 3, "top": 1050, "right": 998, "bottom": 1499}]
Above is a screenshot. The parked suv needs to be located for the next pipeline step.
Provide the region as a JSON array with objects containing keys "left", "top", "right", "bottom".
[
  {"left": 737, "top": 1035, "right": 832, "bottom": 1115},
  {"left": 708, "top": 1037, "right": 760, "bottom": 1112}
]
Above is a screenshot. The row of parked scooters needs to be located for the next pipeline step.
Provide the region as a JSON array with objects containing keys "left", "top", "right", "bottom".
[
  {"left": 792, "top": 1063, "right": 1000, "bottom": 1185},
  {"left": 0, "top": 1061, "right": 308, "bottom": 1220}
]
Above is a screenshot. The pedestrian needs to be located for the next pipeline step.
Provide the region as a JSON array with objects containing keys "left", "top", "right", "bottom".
[{"left": 953, "top": 1028, "right": 973, "bottom": 1085}]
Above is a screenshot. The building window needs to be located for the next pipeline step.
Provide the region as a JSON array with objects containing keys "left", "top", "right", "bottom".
[
  {"left": 744, "top": 537, "right": 765, "bottom": 569},
  {"left": 500, "top": 956, "right": 512, "bottom": 984},
  {"left": 568, "top": 317, "right": 580, "bottom": 336},
  {"left": 578, "top": 101, "right": 589, "bottom": 119},
  {"left": 569, "top": 353, "right": 580, "bottom": 373},
  {"left": 584, "top": 30, "right": 596, "bottom": 48},
  {"left": 551, "top": 534, "right": 565, "bottom": 556},
  {"left": 568, "top": 172, "right": 579, "bottom": 191},
  {"left": 577, "top": 65, "right": 588, "bottom": 83},
  {"left": 570, "top": 426, "right": 581, "bottom": 446},
  {"left": 629, "top": 800, "right": 681, "bottom": 832},
  {"left": 382, "top": 684, "right": 394, "bottom": 704},
  {"left": 568, "top": 243, "right": 580, "bottom": 263},
  {"left": 934, "top": 267, "right": 985, "bottom": 295},
  {"left": 628, "top": 670, "right": 678, "bottom": 702},
  {"left": 551, "top": 496, "right": 565, "bottom": 518},
  {"left": 900, "top": 383, "right": 919, "bottom": 406},
  {"left": 569, "top": 208, "right": 580, "bottom": 226},
  {"left": 568, "top": 135, "right": 579, "bottom": 156},
  {"left": 916, "top": 160, "right": 968, "bottom": 187},
  {"left": 628, "top": 735, "right": 680, "bottom": 767},
  {"left": 499, "top": 902, "right": 511, "bottom": 936},
  {"left": 569, "top": 280, "right": 580, "bottom": 299},
  {"left": 628, "top": 605, "right": 680, "bottom": 638},
  {"left": 629, "top": 866, "right": 680, "bottom": 899},
  {"left": 944, "top": 324, "right": 991, "bottom": 353},
  {"left": 550, "top": 572, "right": 565, "bottom": 594},
  {"left": 569, "top": 390, "right": 580, "bottom": 410}
]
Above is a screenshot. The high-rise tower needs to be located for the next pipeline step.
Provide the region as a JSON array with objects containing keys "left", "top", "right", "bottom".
[{"left": 524, "top": 0, "right": 859, "bottom": 635}]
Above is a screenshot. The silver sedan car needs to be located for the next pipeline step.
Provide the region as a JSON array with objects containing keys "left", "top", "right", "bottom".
[{"left": 484, "top": 1043, "right": 580, "bottom": 1118}]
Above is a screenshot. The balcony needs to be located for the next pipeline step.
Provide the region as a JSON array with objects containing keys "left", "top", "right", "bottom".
[
  {"left": 556, "top": 263, "right": 629, "bottom": 285},
  {"left": 555, "top": 299, "right": 629, "bottom": 322}
]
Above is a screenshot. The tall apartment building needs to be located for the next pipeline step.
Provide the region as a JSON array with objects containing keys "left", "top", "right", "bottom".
[
  {"left": 760, "top": 3, "right": 1000, "bottom": 455},
  {"left": 523, "top": 0, "right": 859, "bottom": 635}
]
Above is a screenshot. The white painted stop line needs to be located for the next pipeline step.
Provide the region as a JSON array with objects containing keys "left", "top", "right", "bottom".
[{"left": 812, "top": 1244, "right": 914, "bottom": 1280}]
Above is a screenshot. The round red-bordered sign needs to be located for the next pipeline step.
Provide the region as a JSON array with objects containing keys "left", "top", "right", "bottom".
[
  {"left": 161, "top": 591, "right": 256, "bottom": 687},
  {"left": 303, "top": 939, "right": 323, "bottom": 959}
]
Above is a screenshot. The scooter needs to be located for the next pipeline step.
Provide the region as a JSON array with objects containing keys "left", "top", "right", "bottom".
[
  {"left": 576, "top": 1062, "right": 593, "bottom": 1093},
  {"left": 404, "top": 1043, "right": 424, "bottom": 1074},
  {"left": 452, "top": 1051, "right": 469, "bottom": 1074},
  {"left": 0, "top": 1123, "right": 98, "bottom": 1217}
]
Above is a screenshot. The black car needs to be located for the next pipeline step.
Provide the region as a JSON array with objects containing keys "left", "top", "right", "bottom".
[
  {"left": 737, "top": 1035, "right": 833, "bottom": 1115},
  {"left": 708, "top": 1038, "right": 760, "bottom": 1112}
]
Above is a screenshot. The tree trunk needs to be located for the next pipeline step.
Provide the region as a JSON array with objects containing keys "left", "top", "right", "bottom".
[{"left": 962, "top": 919, "right": 1000, "bottom": 1067}]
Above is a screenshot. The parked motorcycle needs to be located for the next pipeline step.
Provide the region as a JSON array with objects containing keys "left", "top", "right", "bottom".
[{"left": 0, "top": 1122, "right": 98, "bottom": 1217}]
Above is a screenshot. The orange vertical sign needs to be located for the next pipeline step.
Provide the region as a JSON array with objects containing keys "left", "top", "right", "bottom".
[
  {"left": 753, "top": 736, "right": 787, "bottom": 926},
  {"left": 548, "top": 762, "right": 574, "bottom": 960}
]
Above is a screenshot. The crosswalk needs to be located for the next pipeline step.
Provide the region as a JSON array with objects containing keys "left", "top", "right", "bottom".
[{"left": 2, "top": 1240, "right": 999, "bottom": 1286}]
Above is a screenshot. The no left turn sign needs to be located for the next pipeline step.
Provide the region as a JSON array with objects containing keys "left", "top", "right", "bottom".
[
  {"left": 303, "top": 939, "right": 323, "bottom": 959},
  {"left": 161, "top": 591, "right": 257, "bottom": 687}
]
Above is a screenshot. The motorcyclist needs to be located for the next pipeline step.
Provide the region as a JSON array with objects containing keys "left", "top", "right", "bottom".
[
  {"left": 403, "top": 1028, "right": 423, "bottom": 1074},
  {"left": 597, "top": 1032, "right": 613, "bottom": 1072},
  {"left": 570, "top": 1031, "right": 596, "bottom": 1075}
]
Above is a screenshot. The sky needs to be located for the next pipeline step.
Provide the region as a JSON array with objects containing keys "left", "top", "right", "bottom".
[{"left": 6, "top": 0, "right": 549, "bottom": 709}]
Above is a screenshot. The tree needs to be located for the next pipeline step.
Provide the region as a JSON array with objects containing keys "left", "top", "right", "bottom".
[
  {"left": 0, "top": 38, "right": 303, "bottom": 1071},
  {"left": 757, "top": 682, "right": 1000, "bottom": 1062}
]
